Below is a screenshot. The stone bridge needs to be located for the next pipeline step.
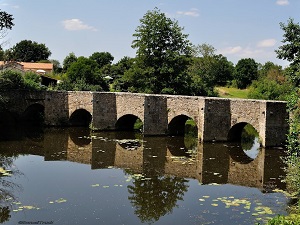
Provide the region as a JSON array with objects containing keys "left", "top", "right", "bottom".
[{"left": 0, "top": 90, "right": 289, "bottom": 147}]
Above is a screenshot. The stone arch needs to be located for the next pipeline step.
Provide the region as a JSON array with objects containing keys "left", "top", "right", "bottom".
[
  {"left": 21, "top": 103, "right": 45, "bottom": 125},
  {"left": 115, "top": 114, "right": 143, "bottom": 131},
  {"left": 69, "top": 109, "right": 92, "bottom": 127},
  {"left": 168, "top": 114, "right": 198, "bottom": 136},
  {"left": 228, "top": 122, "right": 260, "bottom": 143}
]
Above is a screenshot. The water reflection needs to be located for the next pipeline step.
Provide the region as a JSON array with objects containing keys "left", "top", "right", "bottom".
[
  {"left": 0, "top": 152, "right": 23, "bottom": 224},
  {"left": 0, "top": 127, "right": 287, "bottom": 224},
  {"left": 128, "top": 173, "right": 188, "bottom": 223}
]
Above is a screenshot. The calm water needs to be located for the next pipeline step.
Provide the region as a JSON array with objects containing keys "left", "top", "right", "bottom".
[{"left": 0, "top": 127, "right": 288, "bottom": 225}]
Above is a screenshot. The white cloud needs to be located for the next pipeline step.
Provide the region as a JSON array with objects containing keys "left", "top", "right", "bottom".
[
  {"left": 276, "top": 0, "right": 289, "bottom": 5},
  {"left": 218, "top": 45, "right": 270, "bottom": 59},
  {"left": 218, "top": 44, "right": 280, "bottom": 65},
  {"left": 218, "top": 46, "right": 243, "bottom": 55},
  {"left": 0, "top": 3, "right": 19, "bottom": 9},
  {"left": 257, "top": 39, "right": 276, "bottom": 48},
  {"left": 176, "top": 8, "right": 199, "bottom": 17},
  {"left": 62, "top": 19, "right": 97, "bottom": 31}
]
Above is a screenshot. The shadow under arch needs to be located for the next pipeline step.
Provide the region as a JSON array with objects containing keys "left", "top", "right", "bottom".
[
  {"left": 20, "top": 103, "right": 45, "bottom": 140},
  {"left": 228, "top": 122, "right": 259, "bottom": 143},
  {"left": 69, "top": 109, "right": 92, "bottom": 127},
  {"left": 0, "top": 110, "right": 19, "bottom": 140},
  {"left": 21, "top": 103, "right": 45, "bottom": 126},
  {"left": 115, "top": 114, "right": 143, "bottom": 132},
  {"left": 168, "top": 115, "right": 198, "bottom": 137}
]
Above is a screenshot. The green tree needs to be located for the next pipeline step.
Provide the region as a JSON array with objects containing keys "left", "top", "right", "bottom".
[
  {"left": 62, "top": 56, "right": 109, "bottom": 91},
  {"left": 89, "top": 52, "right": 114, "bottom": 69},
  {"left": 248, "top": 61, "right": 292, "bottom": 100},
  {"left": 258, "top": 61, "right": 282, "bottom": 78},
  {"left": 248, "top": 78, "right": 292, "bottom": 100},
  {"left": 188, "top": 44, "right": 233, "bottom": 96},
  {"left": 10, "top": 40, "right": 51, "bottom": 62},
  {"left": 67, "top": 56, "right": 98, "bottom": 84},
  {"left": 0, "top": 10, "right": 14, "bottom": 31},
  {"left": 125, "top": 8, "right": 193, "bottom": 94},
  {"left": 233, "top": 58, "right": 258, "bottom": 89},
  {"left": 0, "top": 9, "right": 14, "bottom": 110},
  {"left": 63, "top": 52, "right": 77, "bottom": 72},
  {"left": 0, "top": 70, "right": 45, "bottom": 91},
  {"left": 50, "top": 59, "right": 62, "bottom": 74},
  {"left": 276, "top": 18, "right": 300, "bottom": 85}
]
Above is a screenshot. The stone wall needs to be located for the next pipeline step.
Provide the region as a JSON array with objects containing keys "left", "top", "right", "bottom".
[{"left": 1, "top": 90, "right": 289, "bottom": 147}]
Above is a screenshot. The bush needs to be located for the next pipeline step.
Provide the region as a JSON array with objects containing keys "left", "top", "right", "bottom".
[
  {"left": 0, "top": 70, "right": 25, "bottom": 90},
  {"left": 267, "top": 214, "right": 300, "bottom": 225},
  {"left": 248, "top": 77, "right": 292, "bottom": 100}
]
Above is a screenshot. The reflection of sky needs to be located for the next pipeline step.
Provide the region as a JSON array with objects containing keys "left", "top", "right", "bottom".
[{"left": 243, "top": 137, "right": 260, "bottom": 159}]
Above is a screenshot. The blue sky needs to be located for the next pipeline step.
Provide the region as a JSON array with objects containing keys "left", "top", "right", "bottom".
[{"left": 1, "top": 0, "right": 299, "bottom": 67}]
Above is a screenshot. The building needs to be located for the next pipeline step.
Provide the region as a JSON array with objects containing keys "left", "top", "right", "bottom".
[{"left": 0, "top": 61, "right": 58, "bottom": 86}]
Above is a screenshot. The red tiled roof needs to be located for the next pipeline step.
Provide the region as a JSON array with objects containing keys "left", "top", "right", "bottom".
[{"left": 21, "top": 62, "right": 53, "bottom": 70}]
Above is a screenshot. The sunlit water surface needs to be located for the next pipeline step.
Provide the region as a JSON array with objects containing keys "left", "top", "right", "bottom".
[{"left": 0, "top": 128, "right": 288, "bottom": 225}]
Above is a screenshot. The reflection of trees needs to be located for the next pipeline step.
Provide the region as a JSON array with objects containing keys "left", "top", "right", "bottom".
[
  {"left": 0, "top": 153, "right": 22, "bottom": 224},
  {"left": 128, "top": 174, "right": 188, "bottom": 224},
  {"left": 241, "top": 124, "right": 259, "bottom": 150}
]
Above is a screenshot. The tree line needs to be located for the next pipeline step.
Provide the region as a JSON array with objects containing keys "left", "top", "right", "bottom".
[{"left": 0, "top": 8, "right": 295, "bottom": 102}]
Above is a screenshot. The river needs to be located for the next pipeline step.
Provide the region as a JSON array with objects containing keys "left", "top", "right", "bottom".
[{"left": 0, "top": 127, "right": 288, "bottom": 224}]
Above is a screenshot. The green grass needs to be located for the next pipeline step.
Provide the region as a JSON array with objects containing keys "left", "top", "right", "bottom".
[{"left": 215, "top": 86, "right": 249, "bottom": 99}]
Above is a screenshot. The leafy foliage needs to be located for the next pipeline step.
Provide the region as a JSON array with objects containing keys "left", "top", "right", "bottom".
[
  {"left": 0, "top": 70, "right": 45, "bottom": 91},
  {"left": 56, "top": 56, "right": 109, "bottom": 91},
  {"left": 63, "top": 52, "right": 77, "bottom": 72},
  {"left": 89, "top": 52, "right": 114, "bottom": 69},
  {"left": 248, "top": 64, "right": 292, "bottom": 100},
  {"left": 120, "top": 8, "right": 193, "bottom": 95},
  {"left": 10, "top": 40, "right": 51, "bottom": 62},
  {"left": 233, "top": 58, "right": 258, "bottom": 89},
  {"left": 276, "top": 18, "right": 300, "bottom": 85},
  {"left": 274, "top": 18, "right": 300, "bottom": 222},
  {"left": 0, "top": 10, "right": 14, "bottom": 30}
]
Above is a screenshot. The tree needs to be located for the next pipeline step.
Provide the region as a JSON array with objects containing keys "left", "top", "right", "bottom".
[
  {"left": 10, "top": 40, "right": 51, "bottom": 62},
  {"left": 50, "top": 59, "right": 62, "bottom": 73},
  {"left": 126, "top": 8, "right": 193, "bottom": 94},
  {"left": 248, "top": 78, "right": 292, "bottom": 100},
  {"left": 89, "top": 52, "right": 114, "bottom": 69},
  {"left": 188, "top": 44, "right": 233, "bottom": 95},
  {"left": 0, "top": 10, "right": 14, "bottom": 31},
  {"left": 233, "top": 58, "right": 258, "bottom": 89},
  {"left": 0, "top": 10, "right": 14, "bottom": 48},
  {"left": 63, "top": 52, "right": 77, "bottom": 72},
  {"left": 0, "top": 70, "right": 45, "bottom": 91},
  {"left": 63, "top": 56, "right": 109, "bottom": 91},
  {"left": 192, "top": 43, "right": 216, "bottom": 58},
  {"left": 276, "top": 18, "right": 300, "bottom": 85},
  {"left": 0, "top": 9, "right": 14, "bottom": 110}
]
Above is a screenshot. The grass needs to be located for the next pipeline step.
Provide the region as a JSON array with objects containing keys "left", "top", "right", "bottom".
[{"left": 215, "top": 86, "right": 249, "bottom": 99}]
